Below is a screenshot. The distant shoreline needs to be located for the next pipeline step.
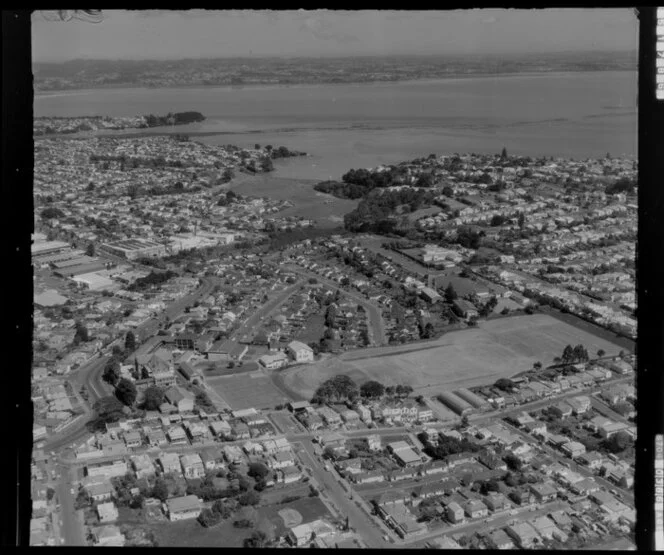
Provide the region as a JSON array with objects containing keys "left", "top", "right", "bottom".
[{"left": 34, "top": 68, "right": 637, "bottom": 97}]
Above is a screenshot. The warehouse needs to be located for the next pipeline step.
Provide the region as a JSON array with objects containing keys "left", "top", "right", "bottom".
[
  {"left": 54, "top": 260, "right": 107, "bottom": 277},
  {"left": 72, "top": 272, "right": 117, "bottom": 291},
  {"left": 437, "top": 391, "right": 473, "bottom": 415},
  {"left": 101, "top": 238, "right": 167, "bottom": 260},
  {"left": 454, "top": 388, "right": 490, "bottom": 409},
  {"left": 31, "top": 240, "right": 70, "bottom": 257}
]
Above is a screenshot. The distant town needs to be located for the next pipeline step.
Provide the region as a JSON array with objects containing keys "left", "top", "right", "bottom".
[
  {"left": 33, "top": 51, "right": 636, "bottom": 92},
  {"left": 32, "top": 126, "right": 636, "bottom": 549}
]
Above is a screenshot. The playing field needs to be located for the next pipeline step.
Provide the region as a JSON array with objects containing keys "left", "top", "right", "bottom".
[
  {"left": 208, "top": 371, "right": 293, "bottom": 410},
  {"left": 280, "top": 313, "right": 626, "bottom": 398}
]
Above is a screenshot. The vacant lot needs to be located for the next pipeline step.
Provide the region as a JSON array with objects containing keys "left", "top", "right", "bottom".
[
  {"left": 279, "top": 314, "right": 625, "bottom": 398},
  {"left": 149, "top": 518, "right": 249, "bottom": 548},
  {"left": 208, "top": 371, "right": 295, "bottom": 410}
]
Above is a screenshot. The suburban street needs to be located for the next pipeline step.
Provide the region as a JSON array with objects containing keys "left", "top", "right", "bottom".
[
  {"left": 54, "top": 461, "right": 85, "bottom": 546},
  {"left": 283, "top": 264, "right": 388, "bottom": 346},
  {"left": 293, "top": 439, "right": 395, "bottom": 549},
  {"left": 228, "top": 279, "right": 308, "bottom": 344},
  {"left": 405, "top": 499, "right": 569, "bottom": 547}
]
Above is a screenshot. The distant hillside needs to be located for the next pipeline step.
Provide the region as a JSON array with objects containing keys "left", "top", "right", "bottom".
[{"left": 33, "top": 51, "right": 637, "bottom": 92}]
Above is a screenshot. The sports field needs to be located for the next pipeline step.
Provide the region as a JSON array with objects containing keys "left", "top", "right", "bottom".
[
  {"left": 279, "top": 313, "right": 626, "bottom": 399},
  {"left": 207, "top": 371, "right": 294, "bottom": 410}
]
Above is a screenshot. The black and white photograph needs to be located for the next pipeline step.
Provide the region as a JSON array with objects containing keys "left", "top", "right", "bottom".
[{"left": 18, "top": 8, "right": 650, "bottom": 549}]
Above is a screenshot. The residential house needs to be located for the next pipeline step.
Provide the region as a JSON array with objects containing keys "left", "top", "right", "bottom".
[
  {"left": 94, "top": 525, "right": 125, "bottom": 547},
  {"left": 164, "top": 387, "right": 195, "bottom": 413},
  {"left": 446, "top": 502, "right": 464, "bottom": 523},
  {"left": 550, "top": 402, "right": 574, "bottom": 419},
  {"left": 566, "top": 396, "right": 591, "bottom": 415},
  {"left": 130, "top": 454, "right": 155, "bottom": 480},
  {"left": 159, "top": 453, "right": 181, "bottom": 475},
  {"left": 97, "top": 502, "right": 119, "bottom": 523},
  {"left": 165, "top": 495, "right": 203, "bottom": 521},
  {"left": 285, "top": 340, "right": 314, "bottom": 363},
  {"left": 277, "top": 465, "right": 303, "bottom": 484},
  {"left": 529, "top": 482, "right": 558, "bottom": 503},
  {"left": 464, "top": 499, "right": 489, "bottom": 519},
  {"left": 505, "top": 522, "right": 541, "bottom": 548},
  {"left": 354, "top": 470, "right": 385, "bottom": 485},
  {"left": 180, "top": 454, "right": 205, "bottom": 479},
  {"left": 487, "top": 529, "right": 515, "bottom": 550},
  {"left": 87, "top": 482, "right": 114, "bottom": 503},
  {"left": 561, "top": 441, "right": 586, "bottom": 459},
  {"left": 484, "top": 492, "right": 509, "bottom": 512},
  {"left": 123, "top": 430, "right": 142, "bottom": 449}
]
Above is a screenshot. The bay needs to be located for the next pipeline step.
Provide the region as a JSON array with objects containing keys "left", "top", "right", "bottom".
[{"left": 34, "top": 71, "right": 637, "bottom": 224}]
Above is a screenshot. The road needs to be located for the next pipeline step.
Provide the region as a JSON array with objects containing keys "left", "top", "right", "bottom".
[
  {"left": 135, "top": 276, "right": 216, "bottom": 341},
  {"left": 294, "top": 439, "right": 394, "bottom": 549},
  {"left": 227, "top": 279, "right": 307, "bottom": 344},
  {"left": 406, "top": 500, "right": 568, "bottom": 547},
  {"left": 54, "top": 461, "right": 86, "bottom": 546},
  {"left": 500, "top": 420, "right": 634, "bottom": 504},
  {"left": 284, "top": 264, "right": 387, "bottom": 345},
  {"left": 44, "top": 278, "right": 216, "bottom": 453}
]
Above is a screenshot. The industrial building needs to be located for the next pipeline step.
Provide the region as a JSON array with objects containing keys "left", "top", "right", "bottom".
[
  {"left": 454, "top": 388, "right": 490, "bottom": 409},
  {"left": 101, "top": 238, "right": 167, "bottom": 260},
  {"left": 437, "top": 391, "right": 473, "bottom": 415}
]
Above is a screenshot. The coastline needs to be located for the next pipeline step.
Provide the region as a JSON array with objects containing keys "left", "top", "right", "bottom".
[{"left": 34, "top": 68, "right": 637, "bottom": 98}]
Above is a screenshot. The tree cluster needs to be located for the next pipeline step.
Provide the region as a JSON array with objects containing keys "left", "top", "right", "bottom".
[
  {"left": 311, "top": 375, "right": 359, "bottom": 404},
  {"left": 418, "top": 431, "right": 481, "bottom": 460},
  {"left": 128, "top": 270, "right": 177, "bottom": 292},
  {"left": 144, "top": 111, "right": 205, "bottom": 127},
  {"left": 561, "top": 344, "right": 589, "bottom": 364}
]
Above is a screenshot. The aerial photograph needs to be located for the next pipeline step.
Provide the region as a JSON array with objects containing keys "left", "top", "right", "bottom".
[{"left": 30, "top": 9, "right": 637, "bottom": 549}]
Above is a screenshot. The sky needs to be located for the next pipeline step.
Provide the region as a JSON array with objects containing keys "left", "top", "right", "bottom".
[{"left": 31, "top": 9, "right": 638, "bottom": 63}]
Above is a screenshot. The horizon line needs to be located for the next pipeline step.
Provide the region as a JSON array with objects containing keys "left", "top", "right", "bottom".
[{"left": 33, "top": 49, "right": 638, "bottom": 65}]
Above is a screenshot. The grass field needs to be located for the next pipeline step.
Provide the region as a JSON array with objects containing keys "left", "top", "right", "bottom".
[
  {"left": 207, "top": 371, "right": 294, "bottom": 410},
  {"left": 279, "top": 313, "right": 626, "bottom": 398}
]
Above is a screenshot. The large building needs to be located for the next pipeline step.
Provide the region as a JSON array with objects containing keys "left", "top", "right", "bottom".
[
  {"left": 437, "top": 391, "right": 473, "bottom": 415},
  {"left": 454, "top": 388, "right": 489, "bottom": 410},
  {"left": 286, "top": 341, "right": 314, "bottom": 363},
  {"left": 101, "top": 238, "right": 167, "bottom": 260}
]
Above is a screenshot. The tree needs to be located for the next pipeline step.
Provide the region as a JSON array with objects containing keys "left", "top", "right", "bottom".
[
  {"left": 102, "top": 362, "right": 121, "bottom": 387},
  {"left": 238, "top": 490, "right": 260, "bottom": 506},
  {"left": 504, "top": 453, "right": 522, "bottom": 472},
  {"left": 85, "top": 243, "right": 95, "bottom": 257},
  {"left": 199, "top": 508, "right": 223, "bottom": 527},
  {"left": 74, "top": 321, "right": 89, "bottom": 343},
  {"left": 247, "top": 462, "right": 269, "bottom": 481},
  {"left": 115, "top": 378, "right": 137, "bottom": 407},
  {"left": 244, "top": 530, "right": 270, "bottom": 548},
  {"left": 603, "top": 431, "right": 634, "bottom": 454},
  {"left": 360, "top": 380, "right": 385, "bottom": 399},
  {"left": 533, "top": 361, "right": 543, "bottom": 370},
  {"left": 395, "top": 384, "right": 414, "bottom": 398},
  {"left": 597, "top": 349, "right": 606, "bottom": 359},
  {"left": 444, "top": 283, "right": 458, "bottom": 303},
  {"left": 142, "top": 386, "right": 165, "bottom": 411},
  {"left": 501, "top": 147, "right": 508, "bottom": 159},
  {"left": 442, "top": 185, "right": 454, "bottom": 197},
  {"left": 125, "top": 331, "right": 136, "bottom": 352},
  {"left": 562, "top": 344, "right": 575, "bottom": 364},
  {"left": 518, "top": 212, "right": 526, "bottom": 229}
]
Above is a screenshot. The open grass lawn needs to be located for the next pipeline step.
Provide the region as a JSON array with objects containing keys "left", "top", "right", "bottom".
[
  {"left": 279, "top": 314, "right": 626, "bottom": 399},
  {"left": 293, "top": 313, "right": 326, "bottom": 344},
  {"left": 208, "top": 372, "right": 294, "bottom": 410},
  {"left": 149, "top": 518, "right": 250, "bottom": 548}
]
